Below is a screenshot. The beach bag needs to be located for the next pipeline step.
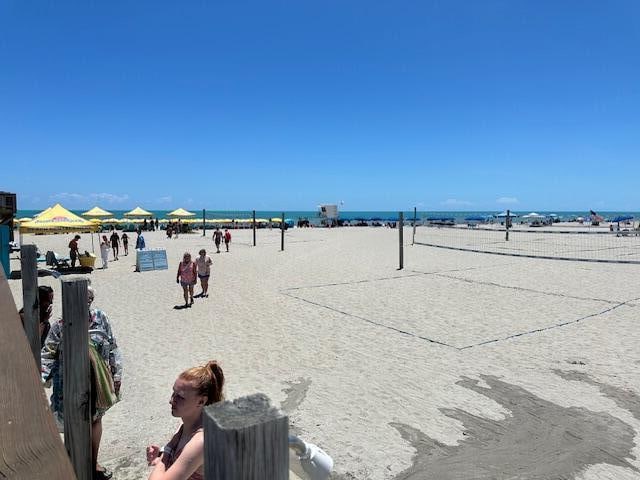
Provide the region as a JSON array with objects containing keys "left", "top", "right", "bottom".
[{"left": 89, "top": 342, "right": 119, "bottom": 411}]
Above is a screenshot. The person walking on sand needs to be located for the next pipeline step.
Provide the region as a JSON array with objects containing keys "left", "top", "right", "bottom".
[
  {"left": 146, "top": 360, "right": 224, "bottom": 480},
  {"left": 121, "top": 232, "right": 129, "bottom": 256},
  {"left": 195, "top": 249, "right": 212, "bottom": 298},
  {"left": 224, "top": 229, "right": 231, "bottom": 252},
  {"left": 212, "top": 228, "right": 222, "bottom": 253},
  {"left": 176, "top": 252, "right": 197, "bottom": 307},
  {"left": 100, "top": 235, "right": 110, "bottom": 269},
  {"left": 136, "top": 229, "right": 146, "bottom": 250},
  {"left": 69, "top": 235, "right": 81, "bottom": 267},
  {"left": 110, "top": 229, "right": 121, "bottom": 261}
]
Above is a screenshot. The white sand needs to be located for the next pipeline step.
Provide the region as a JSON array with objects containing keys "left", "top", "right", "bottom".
[{"left": 8, "top": 226, "right": 640, "bottom": 479}]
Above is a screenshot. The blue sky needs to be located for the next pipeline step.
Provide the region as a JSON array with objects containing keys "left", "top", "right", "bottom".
[{"left": 1, "top": 1, "right": 639, "bottom": 211}]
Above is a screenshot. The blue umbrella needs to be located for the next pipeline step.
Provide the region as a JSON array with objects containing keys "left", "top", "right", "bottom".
[
  {"left": 610, "top": 215, "right": 633, "bottom": 223},
  {"left": 465, "top": 216, "right": 488, "bottom": 222}
]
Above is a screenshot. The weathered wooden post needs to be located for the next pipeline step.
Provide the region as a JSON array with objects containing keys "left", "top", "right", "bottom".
[
  {"left": 505, "top": 209, "right": 511, "bottom": 241},
  {"left": 203, "top": 209, "right": 206, "bottom": 237},
  {"left": 252, "top": 210, "right": 256, "bottom": 247},
  {"left": 21, "top": 244, "right": 40, "bottom": 370},
  {"left": 61, "top": 276, "right": 92, "bottom": 480},
  {"left": 281, "top": 212, "right": 285, "bottom": 252},
  {"left": 412, "top": 207, "right": 417, "bottom": 245},
  {"left": 399, "top": 212, "right": 404, "bottom": 270},
  {"left": 203, "top": 393, "right": 289, "bottom": 480}
]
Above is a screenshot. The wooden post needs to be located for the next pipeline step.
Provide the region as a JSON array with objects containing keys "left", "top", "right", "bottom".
[
  {"left": 252, "top": 210, "right": 256, "bottom": 247},
  {"left": 61, "top": 277, "right": 92, "bottom": 480},
  {"left": 399, "top": 212, "right": 404, "bottom": 270},
  {"left": 21, "top": 245, "right": 40, "bottom": 370},
  {"left": 281, "top": 212, "right": 285, "bottom": 252},
  {"left": 412, "top": 207, "right": 417, "bottom": 245},
  {"left": 203, "top": 393, "right": 289, "bottom": 480},
  {"left": 505, "top": 209, "right": 510, "bottom": 241},
  {"left": 203, "top": 209, "right": 206, "bottom": 237}
]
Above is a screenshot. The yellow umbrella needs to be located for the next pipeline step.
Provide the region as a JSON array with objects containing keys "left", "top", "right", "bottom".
[
  {"left": 271, "top": 217, "right": 283, "bottom": 222},
  {"left": 34, "top": 206, "right": 52, "bottom": 218},
  {"left": 20, "top": 203, "right": 98, "bottom": 234},
  {"left": 82, "top": 206, "right": 113, "bottom": 218},
  {"left": 17, "top": 217, "right": 33, "bottom": 223},
  {"left": 255, "top": 218, "right": 270, "bottom": 223},
  {"left": 167, "top": 208, "right": 196, "bottom": 218},
  {"left": 124, "top": 206, "right": 153, "bottom": 217}
]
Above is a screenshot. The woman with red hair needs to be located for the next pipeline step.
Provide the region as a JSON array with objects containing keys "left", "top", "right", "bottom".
[{"left": 146, "top": 361, "right": 225, "bottom": 480}]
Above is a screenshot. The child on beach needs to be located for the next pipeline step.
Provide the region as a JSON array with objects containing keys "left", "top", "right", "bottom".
[
  {"left": 100, "top": 235, "right": 110, "bottom": 269},
  {"left": 121, "top": 233, "right": 129, "bottom": 255},
  {"left": 146, "top": 361, "right": 224, "bottom": 480},
  {"left": 176, "top": 252, "right": 197, "bottom": 307},
  {"left": 195, "top": 249, "right": 212, "bottom": 298}
]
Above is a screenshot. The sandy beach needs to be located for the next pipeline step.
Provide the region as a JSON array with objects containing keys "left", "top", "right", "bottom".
[{"left": 7, "top": 226, "right": 640, "bottom": 479}]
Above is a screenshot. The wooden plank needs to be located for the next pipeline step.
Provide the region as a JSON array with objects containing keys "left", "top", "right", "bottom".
[
  {"left": 203, "top": 393, "right": 289, "bottom": 480},
  {"left": 61, "top": 277, "right": 92, "bottom": 480},
  {"left": 21, "top": 244, "right": 40, "bottom": 370},
  {"left": 0, "top": 267, "right": 76, "bottom": 479}
]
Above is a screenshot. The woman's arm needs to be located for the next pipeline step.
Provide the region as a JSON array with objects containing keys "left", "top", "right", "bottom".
[
  {"left": 148, "top": 431, "right": 204, "bottom": 480},
  {"left": 176, "top": 262, "right": 182, "bottom": 281}
]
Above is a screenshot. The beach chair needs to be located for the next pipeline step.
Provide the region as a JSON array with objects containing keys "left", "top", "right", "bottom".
[{"left": 45, "top": 251, "right": 71, "bottom": 270}]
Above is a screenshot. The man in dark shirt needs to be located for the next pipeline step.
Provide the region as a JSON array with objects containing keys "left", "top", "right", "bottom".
[
  {"left": 68, "top": 235, "right": 81, "bottom": 267},
  {"left": 110, "top": 230, "right": 121, "bottom": 261}
]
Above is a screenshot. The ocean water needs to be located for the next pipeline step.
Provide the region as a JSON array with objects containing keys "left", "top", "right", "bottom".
[{"left": 15, "top": 209, "right": 640, "bottom": 222}]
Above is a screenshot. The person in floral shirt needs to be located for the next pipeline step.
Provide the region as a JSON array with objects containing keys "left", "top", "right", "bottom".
[{"left": 41, "top": 286, "right": 123, "bottom": 480}]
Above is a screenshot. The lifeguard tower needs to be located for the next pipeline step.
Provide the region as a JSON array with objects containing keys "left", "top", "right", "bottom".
[{"left": 318, "top": 204, "right": 339, "bottom": 227}]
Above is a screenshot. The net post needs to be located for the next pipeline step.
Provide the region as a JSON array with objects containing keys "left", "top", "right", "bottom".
[
  {"left": 412, "top": 207, "right": 417, "bottom": 245},
  {"left": 253, "top": 210, "right": 256, "bottom": 247},
  {"left": 202, "top": 209, "right": 206, "bottom": 237},
  {"left": 399, "top": 212, "right": 404, "bottom": 270},
  {"left": 505, "top": 209, "right": 510, "bottom": 241},
  {"left": 281, "top": 212, "right": 285, "bottom": 251}
]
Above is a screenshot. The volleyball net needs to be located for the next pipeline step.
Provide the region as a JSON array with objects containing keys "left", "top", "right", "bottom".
[{"left": 413, "top": 225, "right": 640, "bottom": 264}]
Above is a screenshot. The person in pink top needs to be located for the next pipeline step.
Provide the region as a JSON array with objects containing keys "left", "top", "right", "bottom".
[
  {"left": 176, "top": 252, "right": 197, "bottom": 307},
  {"left": 146, "top": 361, "right": 225, "bottom": 480}
]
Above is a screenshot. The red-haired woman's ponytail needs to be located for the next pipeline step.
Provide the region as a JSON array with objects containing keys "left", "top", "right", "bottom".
[{"left": 179, "top": 360, "right": 225, "bottom": 405}]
